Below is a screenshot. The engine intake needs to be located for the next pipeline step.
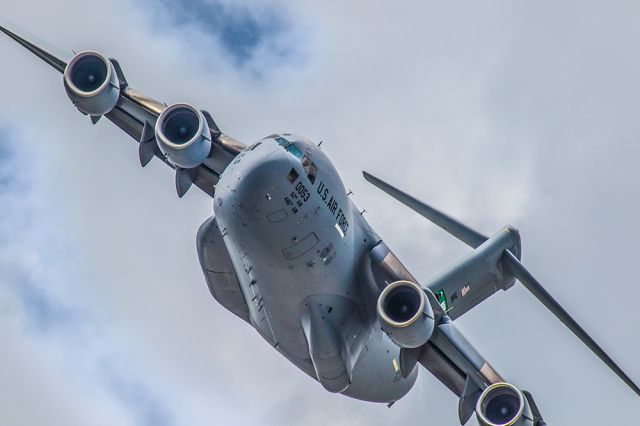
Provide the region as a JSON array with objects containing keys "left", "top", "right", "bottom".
[
  {"left": 63, "top": 51, "right": 120, "bottom": 116},
  {"left": 476, "top": 383, "right": 534, "bottom": 426},
  {"left": 155, "top": 103, "right": 212, "bottom": 169},
  {"left": 377, "top": 280, "right": 435, "bottom": 348}
]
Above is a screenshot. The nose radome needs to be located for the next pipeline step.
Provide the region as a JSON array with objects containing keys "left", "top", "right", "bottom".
[{"left": 229, "top": 151, "right": 294, "bottom": 218}]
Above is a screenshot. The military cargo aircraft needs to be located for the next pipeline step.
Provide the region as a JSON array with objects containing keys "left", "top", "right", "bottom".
[{"left": 2, "top": 20, "right": 638, "bottom": 426}]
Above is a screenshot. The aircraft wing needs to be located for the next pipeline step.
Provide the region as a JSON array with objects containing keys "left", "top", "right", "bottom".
[{"left": 0, "top": 19, "right": 244, "bottom": 198}]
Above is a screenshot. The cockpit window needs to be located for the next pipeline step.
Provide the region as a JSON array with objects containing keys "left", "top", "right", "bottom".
[
  {"left": 301, "top": 155, "right": 311, "bottom": 170},
  {"left": 307, "top": 162, "right": 318, "bottom": 184},
  {"left": 287, "top": 168, "right": 299, "bottom": 183},
  {"left": 274, "top": 136, "right": 304, "bottom": 159},
  {"left": 286, "top": 144, "right": 304, "bottom": 159},
  {"left": 302, "top": 154, "right": 318, "bottom": 184},
  {"left": 274, "top": 136, "right": 289, "bottom": 146}
]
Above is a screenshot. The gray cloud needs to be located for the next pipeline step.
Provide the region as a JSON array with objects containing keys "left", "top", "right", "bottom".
[
  {"left": 152, "top": 0, "right": 292, "bottom": 66},
  {"left": 0, "top": 1, "right": 639, "bottom": 425},
  {"left": 141, "top": 0, "right": 307, "bottom": 79},
  {"left": 0, "top": 125, "right": 176, "bottom": 425}
]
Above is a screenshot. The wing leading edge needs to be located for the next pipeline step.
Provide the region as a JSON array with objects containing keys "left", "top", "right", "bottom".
[
  {"left": 0, "top": 19, "right": 245, "bottom": 198},
  {"left": 0, "top": 18, "right": 70, "bottom": 72}
]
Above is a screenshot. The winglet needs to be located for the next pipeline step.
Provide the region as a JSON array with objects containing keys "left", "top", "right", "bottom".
[
  {"left": 363, "top": 171, "right": 488, "bottom": 248},
  {"left": 0, "top": 17, "right": 70, "bottom": 73}
]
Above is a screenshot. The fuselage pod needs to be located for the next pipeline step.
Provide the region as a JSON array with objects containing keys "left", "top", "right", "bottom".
[
  {"left": 377, "top": 280, "right": 435, "bottom": 348},
  {"left": 63, "top": 51, "right": 120, "bottom": 116}
]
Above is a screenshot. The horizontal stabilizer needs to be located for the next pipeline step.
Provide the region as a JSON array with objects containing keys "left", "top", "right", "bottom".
[
  {"left": 363, "top": 172, "right": 488, "bottom": 248},
  {"left": 502, "top": 250, "right": 640, "bottom": 397}
]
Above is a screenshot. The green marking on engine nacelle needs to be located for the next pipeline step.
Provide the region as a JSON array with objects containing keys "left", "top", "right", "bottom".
[{"left": 435, "top": 289, "right": 448, "bottom": 312}]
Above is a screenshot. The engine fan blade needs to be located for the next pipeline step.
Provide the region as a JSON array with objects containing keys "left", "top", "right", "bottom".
[{"left": 502, "top": 250, "right": 640, "bottom": 397}]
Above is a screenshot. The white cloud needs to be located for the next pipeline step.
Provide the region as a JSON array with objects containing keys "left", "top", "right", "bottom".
[{"left": 1, "top": 0, "right": 639, "bottom": 425}]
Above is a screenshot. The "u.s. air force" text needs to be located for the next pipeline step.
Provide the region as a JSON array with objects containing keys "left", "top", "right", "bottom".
[{"left": 316, "top": 180, "right": 349, "bottom": 236}]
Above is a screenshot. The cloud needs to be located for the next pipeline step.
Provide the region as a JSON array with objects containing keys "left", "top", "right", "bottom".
[
  {"left": 0, "top": 125, "right": 175, "bottom": 426},
  {"left": 0, "top": 1, "right": 639, "bottom": 425},
  {"left": 103, "top": 366, "right": 175, "bottom": 426},
  {"left": 147, "top": 0, "right": 306, "bottom": 76}
]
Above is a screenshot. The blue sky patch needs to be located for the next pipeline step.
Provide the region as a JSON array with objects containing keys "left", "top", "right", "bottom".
[
  {"left": 0, "top": 128, "right": 15, "bottom": 190},
  {"left": 4, "top": 268, "right": 80, "bottom": 334},
  {"left": 104, "top": 367, "right": 175, "bottom": 426},
  {"left": 152, "top": 0, "right": 297, "bottom": 70}
]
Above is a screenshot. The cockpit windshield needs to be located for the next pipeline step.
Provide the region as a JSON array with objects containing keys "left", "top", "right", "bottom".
[
  {"left": 271, "top": 134, "right": 318, "bottom": 184},
  {"left": 274, "top": 136, "right": 304, "bottom": 159}
]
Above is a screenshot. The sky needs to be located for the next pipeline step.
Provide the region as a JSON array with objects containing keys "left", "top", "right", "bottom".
[{"left": 0, "top": 1, "right": 639, "bottom": 425}]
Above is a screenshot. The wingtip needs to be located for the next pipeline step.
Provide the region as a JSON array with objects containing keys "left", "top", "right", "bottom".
[
  {"left": 0, "top": 17, "right": 70, "bottom": 73},
  {"left": 0, "top": 17, "right": 20, "bottom": 40}
]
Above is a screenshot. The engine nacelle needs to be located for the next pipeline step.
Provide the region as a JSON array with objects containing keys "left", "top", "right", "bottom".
[
  {"left": 376, "top": 280, "right": 435, "bottom": 348},
  {"left": 476, "top": 383, "right": 534, "bottom": 426},
  {"left": 155, "top": 103, "right": 212, "bottom": 169},
  {"left": 63, "top": 51, "right": 120, "bottom": 116}
]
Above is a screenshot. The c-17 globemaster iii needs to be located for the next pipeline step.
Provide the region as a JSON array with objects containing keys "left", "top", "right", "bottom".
[{"left": 1, "top": 19, "right": 638, "bottom": 426}]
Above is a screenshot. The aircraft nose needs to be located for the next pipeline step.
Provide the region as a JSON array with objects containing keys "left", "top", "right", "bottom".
[{"left": 220, "top": 148, "right": 294, "bottom": 220}]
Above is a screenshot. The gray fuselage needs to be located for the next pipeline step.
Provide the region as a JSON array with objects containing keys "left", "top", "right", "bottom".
[{"left": 210, "top": 135, "right": 417, "bottom": 403}]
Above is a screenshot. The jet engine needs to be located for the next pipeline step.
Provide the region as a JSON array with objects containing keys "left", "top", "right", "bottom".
[
  {"left": 476, "top": 383, "right": 534, "bottom": 426},
  {"left": 154, "top": 103, "right": 212, "bottom": 169},
  {"left": 63, "top": 51, "right": 120, "bottom": 116},
  {"left": 376, "top": 280, "right": 435, "bottom": 348}
]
